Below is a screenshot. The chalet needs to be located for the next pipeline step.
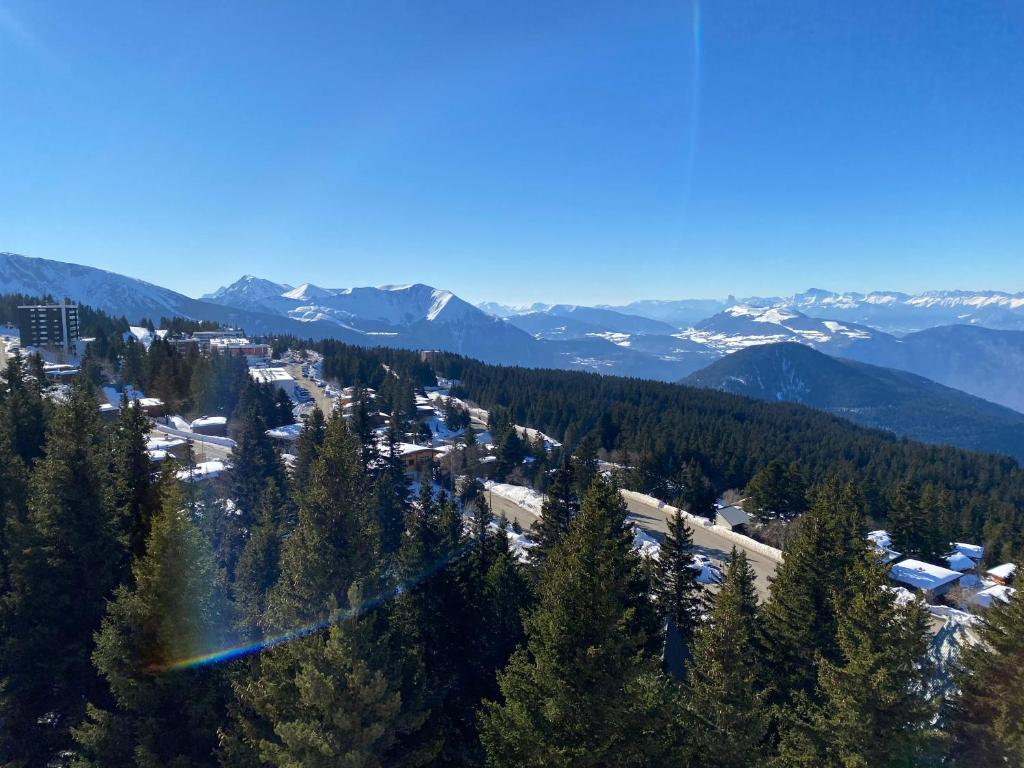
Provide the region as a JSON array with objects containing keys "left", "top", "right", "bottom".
[
  {"left": 986, "top": 563, "right": 1017, "bottom": 586},
  {"left": 889, "top": 558, "right": 962, "bottom": 600},
  {"left": 396, "top": 443, "right": 438, "bottom": 478}
]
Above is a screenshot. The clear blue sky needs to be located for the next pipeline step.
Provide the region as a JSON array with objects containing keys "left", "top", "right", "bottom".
[{"left": 1, "top": 1, "right": 1022, "bottom": 305}]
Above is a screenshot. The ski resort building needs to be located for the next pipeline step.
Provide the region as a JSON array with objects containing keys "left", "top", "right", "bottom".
[
  {"left": 17, "top": 302, "right": 80, "bottom": 353},
  {"left": 248, "top": 367, "right": 296, "bottom": 396}
]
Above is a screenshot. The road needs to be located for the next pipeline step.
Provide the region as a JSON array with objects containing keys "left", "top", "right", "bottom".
[
  {"left": 149, "top": 428, "right": 234, "bottom": 463},
  {"left": 485, "top": 486, "right": 779, "bottom": 601},
  {"left": 622, "top": 494, "right": 779, "bottom": 600},
  {"left": 286, "top": 363, "right": 335, "bottom": 415}
]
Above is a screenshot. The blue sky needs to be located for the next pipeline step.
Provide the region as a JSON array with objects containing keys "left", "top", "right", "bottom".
[{"left": 1, "top": 1, "right": 1022, "bottom": 305}]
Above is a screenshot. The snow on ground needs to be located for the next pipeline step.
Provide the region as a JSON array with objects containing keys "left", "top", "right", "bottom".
[
  {"left": 629, "top": 525, "right": 722, "bottom": 584},
  {"left": 177, "top": 460, "right": 226, "bottom": 482},
  {"left": 483, "top": 481, "right": 546, "bottom": 516},
  {"left": 514, "top": 425, "right": 562, "bottom": 449},
  {"left": 487, "top": 520, "right": 536, "bottom": 563}
]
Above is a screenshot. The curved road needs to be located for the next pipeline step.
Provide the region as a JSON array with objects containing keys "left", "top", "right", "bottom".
[{"left": 485, "top": 486, "right": 779, "bottom": 600}]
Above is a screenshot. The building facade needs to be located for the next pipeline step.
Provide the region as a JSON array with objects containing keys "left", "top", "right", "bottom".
[{"left": 17, "top": 303, "right": 80, "bottom": 352}]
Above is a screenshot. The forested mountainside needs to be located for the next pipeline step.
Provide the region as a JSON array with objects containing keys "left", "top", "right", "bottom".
[
  {"left": 682, "top": 342, "right": 1024, "bottom": 461},
  {"left": 306, "top": 342, "right": 1024, "bottom": 562}
]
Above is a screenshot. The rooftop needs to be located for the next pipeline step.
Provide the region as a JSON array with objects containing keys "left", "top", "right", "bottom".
[
  {"left": 953, "top": 542, "right": 984, "bottom": 561},
  {"left": 945, "top": 552, "right": 976, "bottom": 572},
  {"left": 986, "top": 563, "right": 1017, "bottom": 581},
  {"left": 889, "top": 559, "right": 963, "bottom": 592},
  {"left": 249, "top": 367, "right": 294, "bottom": 385}
]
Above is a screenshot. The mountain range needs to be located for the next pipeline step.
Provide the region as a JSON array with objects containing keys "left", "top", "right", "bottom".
[
  {"left": 2, "top": 250, "right": 1023, "bottom": 439},
  {"left": 683, "top": 343, "right": 1024, "bottom": 461}
]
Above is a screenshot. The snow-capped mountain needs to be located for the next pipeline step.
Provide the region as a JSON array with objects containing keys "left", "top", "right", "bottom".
[
  {"left": 0, "top": 251, "right": 202, "bottom": 320},
  {"left": 503, "top": 305, "right": 679, "bottom": 340},
  {"left": 773, "top": 288, "right": 1024, "bottom": 333},
  {"left": 676, "top": 304, "right": 899, "bottom": 358},
  {"left": 201, "top": 275, "right": 549, "bottom": 364},
  {"left": 202, "top": 275, "right": 294, "bottom": 313}
]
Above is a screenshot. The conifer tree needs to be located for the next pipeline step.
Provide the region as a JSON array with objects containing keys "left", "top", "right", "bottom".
[
  {"left": 948, "top": 571, "right": 1024, "bottom": 765},
  {"left": 0, "top": 425, "right": 27, "bottom": 597},
  {"left": 107, "top": 395, "right": 159, "bottom": 562},
  {"left": 290, "top": 406, "right": 326, "bottom": 497},
  {"left": 73, "top": 481, "right": 229, "bottom": 767},
  {"left": 227, "top": 414, "right": 422, "bottom": 767},
  {"left": 1, "top": 349, "right": 47, "bottom": 465},
  {"left": 570, "top": 436, "right": 599, "bottom": 496},
  {"left": 231, "top": 406, "right": 286, "bottom": 533},
  {"left": 759, "top": 479, "right": 866, "bottom": 708},
  {"left": 886, "top": 481, "right": 944, "bottom": 563},
  {"left": 376, "top": 421, "right": 411, "bottom": 556},
  {"left": 674, "top": 459, "right": 715, "bottom": 520},
  {"left": 231, "top": 581, "right": 413, "bottom": 768},
  {"left": 234, "top": 480, "right": 288, "bottom": 637},
  {"left": 479, "top": 477, "right": 666, "bottom": 767},
  {"left": 772, "top": 553, "right": 936, "bottom": 767},
  {"left": 745, "top": 461, "right": 808, "bottom": 523},
  {"left": 681, "top": 548, "right": 768, "bottom": 767},
  {"left": 272, "top": 388, "right": 294, "bottom": 428},
  {"left": 528, "top": 461, "right": 578, "bottom": 569},
  {"left": 653, "top": 510, "right": 703, "bottom": 647},
  {"left": 0, "top": 379, "right": 124, "bottom": 765}
]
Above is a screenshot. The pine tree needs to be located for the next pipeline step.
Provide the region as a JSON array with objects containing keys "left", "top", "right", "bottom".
[
  {"left": 681, "top": 548, "right": 768, "bottom": 767},
  {"left": 948, "top": 568, "right": 1024, "bottom": 765},
  {"left": 1, "top": 349, "right": 48, "bottom": 465},
  {"left": 0, "top": 425, "right": 28, "bottom": 597},
  {"left": 570, "top": 436, "right": 599, "bottom": 497},
  {"left": 231, "top": 406, "right": 286, "bottom": 534},
  {"left": 230, "top": 581, "right": 411, "bottom": 768},
  {"left": 887, "top": 481, "right": 943, "bottom": 562},
  {"left": 528, "top": 461, "right": 579, "bottom": 569},
  {"left": 653, "top": 510, "right": 703, "bottom": 647},
  {"left": 376, "top": 421, "right": 411, "bottom": 556},
  {"left": 674, "top": 459, "right": 716, "bottom": 520},
  {"left": 759, "top": 479, "right": 866, "bottom": 709},
  {"left": 479, "top": 477, "right": 667, "bottom": 767},
  {"left": 745, "top": 461, "right": 808, "bottom": 523},
  {"left": 772, "top": 553, "right": 937, "bottom": 767},
  {"left": 227, "top": 413, "right": 422, "bottom": 767},
  {"left": 272, "top": 388, "right": 294, "bottom": 428},
  {"left": 234, "top": 480, "right": 289, "bottom": 637},
  {"left": 107, "top": 395, "right": 159, "bottom": 562},
  {"left": 72, "top": 481, "right": 229, "bottom": 767},
  {"left": 0, "top": 379, "right": 125, "bottom": 765},
  {"left": 291, "top": 407, "right": 326, "bottom": 498}
]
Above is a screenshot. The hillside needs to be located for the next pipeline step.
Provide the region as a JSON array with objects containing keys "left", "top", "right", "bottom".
[{"left": 682, "top": 343, "right": 1024, "bottom": 461}]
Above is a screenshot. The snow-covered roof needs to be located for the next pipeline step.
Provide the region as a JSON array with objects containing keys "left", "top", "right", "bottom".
[
  {"left": 177, "top": 460, "right": 226, "bottom": 482},
  {"left": 876, "top": 548, "right": 903, "bottom": 565},
  {"left": 986, "top": 563, "right": 1017, "bottom": 581},
  {"left": 147, "top": 449, "right": 169, "bottom": 462},
  {"left": 952, "top": 542, "right": 984, "bottom": 561},
  {"left": 946, "top": 552, "right": 977, "bottom": 572},
  {"left": 266, "top": 423, "right": 303, "bottom": 441},
  {"left": 190, "top": 416, "right": 227, "bottom": 429},
  {"left": 249, "top": 367, "right": 294, "bottom": 385},
  {"left": 867, "top": 530, "right": 892, "bottom": 549},
  {"left": 889, "top": 559, "right": 963, "bottom": 592},
  {"left": 147, "top": 437, "right": 185, "bottom": 452},
  {"left": 973, "top": 584, "right": 1016, "bottom": 609}
]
